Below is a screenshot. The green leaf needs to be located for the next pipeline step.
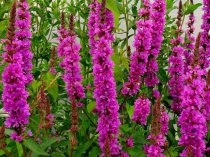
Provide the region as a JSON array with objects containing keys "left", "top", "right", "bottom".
[
  {"left": 43, "top": 72, "right": 58, "bottom": 101},
  {"left": 88, "top": 147, "right": 101, "bottom": 157},
  {"left": 40, "top": 137, "right": 59, "bottom": 149},
  {"left": 87, "top": 101, "right": 96, "bottom": 113},
  {"left": 166, "top": 0, "right": 173, "bottom": 10},
  {"left": 97, "top": 0, "right": 120, "bottom": 27},
  {"left": 126, "top": 103, "right": 134, "bottom": 119},
  {"left": 16, "top": 142, "right": 23, "bottom": 157},
  {"left": 164, "top": 147, "right": 178, "bottom": 157},
  {"left": 24, "top": 139, "right": 49, "bottom": 156},
  {"left": 184, "top": 3, "right": 202, "bottom": 15}
]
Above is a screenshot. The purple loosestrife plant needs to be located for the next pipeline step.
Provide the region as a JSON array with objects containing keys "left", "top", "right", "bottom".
[
  {"left": 121, "top": 0, "right": 152, "bottom": 96},
  {"left": 15, "top": 0, "right": 33, "bottom": 84},
  {"left": 145, "top": 0, "right": 166, "bottom": 87},
  {"left": 88, "top": 1, "right": 126, "bottom": 156},
  {"left": 2, "top": 1, "right": 30, "bottom": 142},
  {"left": 199, "top": 0, "right": 210, "bottom": 70},
  {"left": 58, "top": 14, "right": 85, "bottom": 103},
  {"left": 178, "top": 65, "right": 207, "bottom": 157},
  {"left": 58, "top": 13, "right": 85, "bottom": 151},
  {"left": 168, "top": 1, "right": 184, "bottom": 113}
]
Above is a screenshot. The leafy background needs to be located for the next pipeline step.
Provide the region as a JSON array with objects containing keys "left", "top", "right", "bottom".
[{"left": 0, "top": 0, "right": 208, "bottom": 156}]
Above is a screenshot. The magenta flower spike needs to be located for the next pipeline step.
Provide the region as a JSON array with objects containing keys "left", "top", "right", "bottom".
[
  {"left": 199, "top": 0, "right": 210, "bottom": 70},
  {"left": 2, "top": 1, "right": 30, "bottom": 142},
  {"left": 168, "top": 1, "right": 184, "bottom": 113},
  {"left": 145, "top": 0, "right": 166, "bottom": 87},
  {"left": 88, "top": 0, "right": 126, "bottom": 156},
  {"left": 57, "top": 13, "right": 85, "bottom": 106},
  {"left": 15, "top": 0, "right": 33, "bottom": 84},
  {"left": 121, "top": 0, "right": 152, "bottom": 96},
  {"left": 178, "top": 66, "right": 207, "bottom": 157}
]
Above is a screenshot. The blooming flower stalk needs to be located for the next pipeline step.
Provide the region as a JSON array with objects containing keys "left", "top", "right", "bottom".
[
  {"left": 199, "top": 0, "right": 210, "bottom": 70},
  {"left": 88, "top": 0, "right": 124, "bottom": 156},
  {"left": 144, "top": 98, "right": 169, "bottom": 157},
  {"left": 58, "top": 13, "right": 85, "bottom": 150},
  {"left": 145, "top": 0, "right": 166, "bottom": 87},
  {"left": 203, "top": 70, "right": 210, "bottom": 121},
  {"left": 15, "top": 0, "right": 33, "bottom": 84},
  {"left": 2, "top": 1, "right": 30, "bottom": 142},
  {"left": 168, "top": 1, "right": 184, "bottom": 113},
  {"left": 178, "top": 65, "right": 207, "bottom": 157},
  {"left": 121, "top": 0, "right": 152, "bottom": 96},
  {"left": 132, "top": 95, "right": 150, "bottom": 125}
]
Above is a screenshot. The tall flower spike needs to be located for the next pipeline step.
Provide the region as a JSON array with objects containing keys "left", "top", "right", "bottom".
[
  {"left": 145, "top": 0, "right": 166, "bottom": 87},
  {"left": 178, "top": 65, "right": 207, "bottom": 157},
  {"left": 144, "top": 98, "right": 169, "bottom": 157},
  {"left": 58, "top": 13, "right": 85, "bottom": 151},
  {"left": 203, "top": 70, "right": 210, "bottom": 121},
  {"left": 168, "top": 0, "right": 184, "bottom": 113},
  {"left": 2, "top": 1, "right": 30, "bottom": 142},
  {"left": 15, "top": 0, "right": 33, "bottom": 84},
  {"left": 121, "top": 0, "right": 152, "bottom": 96},
  {"left": 199, "top": 0, "right": 210, "bottom": 70},
  {"left": 88, "top": 1, "right": 126, "bottom": 156},
  {"left": 183, "top": 0, "right": 195, "bottom": 73}
]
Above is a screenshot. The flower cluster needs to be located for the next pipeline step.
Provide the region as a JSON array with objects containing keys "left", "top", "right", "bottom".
[
  {"left": 121, "top": 0, "right": 152, "bottom": 96},
  {"left": 168, "top": 1, "right": 184, "bottom": 113},
  {"left": 203, "top": 70, "right": 210, "bottom": 121},
  {"left": 144, "top": 98, "right": 169, "bottom": 157},
  {"left": 184, "top": 11, "right": 195, "bottom": 73},
  {"left": 88, "top": 1, "right": 124, "bottom": 156},
  {"left": 2, "top": 1, "right": 31, "bottom": 142},
  {"left": 145, "top": 0, "right": 166, "bottom": 87},
  {"left": 58, "top": 13, "right": 85, "bottom": 150},
  {"left": 199, "top": 0, "right": 210, "bottom": 70},
  {"left": 58, "top": 14, "right": 85, "bottom": 103},
  {"left": 132, "top": 95, "right": 150, "bottom": 125},
  {"left": 178, "top": 66, "right": 207, "bottom": 157},
  {"left": 15, "top": 0, "right": 33, "bottom": 84}
]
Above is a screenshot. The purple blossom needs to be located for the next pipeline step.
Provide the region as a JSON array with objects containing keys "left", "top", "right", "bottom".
[
  {"left": 132, "top": 96, "right": 150, "bottom": 125},
  {"left": 144, "top": 144, "right": 165, "bottom": 157},
  {"left": 199, "top": 0, "right": 210, "bottom": 69},
  {"left": 144, "top": 98, "right": 169, "bottom": 157},
  {"left": 88, "top": 1, "right": 123, "bottom": 156},
  {"left": 122, "top": 0, "right": 152, "bottom": 96},
  {"left": 126, "top": 137, "right": 134, "bottom": 148},
  {"left": 178, "top": 66, "right": 207, "bottom": 156},
  {"left": 15, "top": 0, "right": 33, "bottom": 84},
  {"left": 2, "top": 1, "right": 30, "bottom": 142},
  {"left": 145, "top": 0, "right": 166, "bottom": 87},
  {"left": 58, "top": 21, "right": 85, "bottom": 103}
]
